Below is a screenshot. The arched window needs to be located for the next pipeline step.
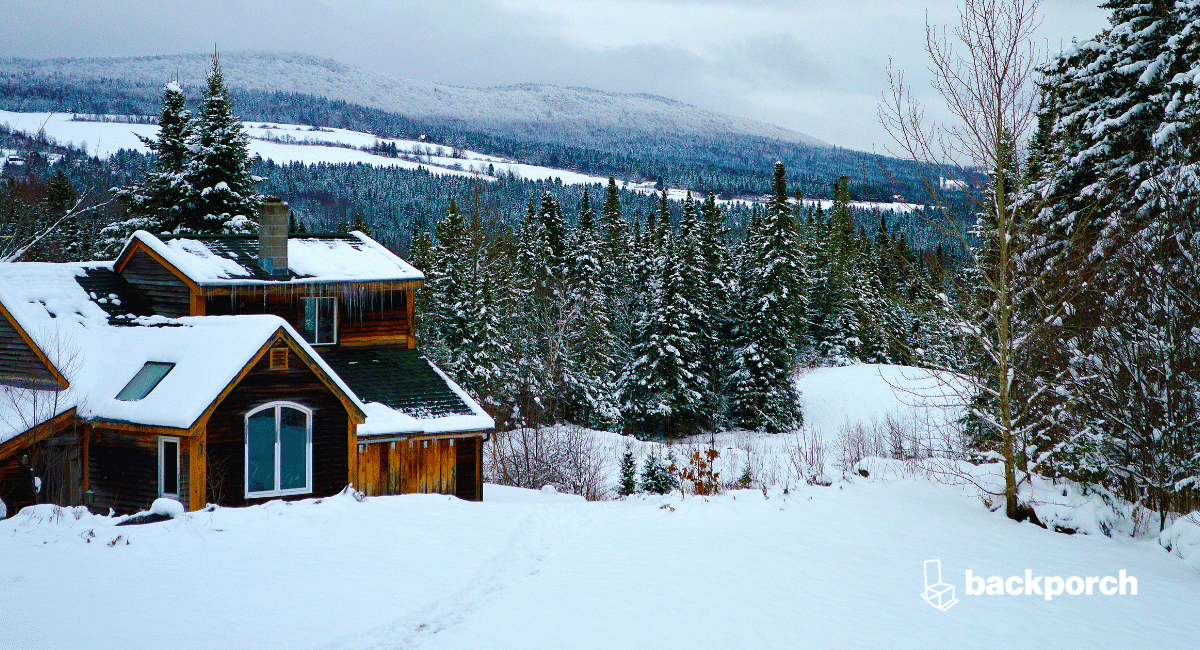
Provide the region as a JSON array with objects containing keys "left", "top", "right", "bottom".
[{"left": 245, "top": 402, "right": 312, "bottom": 498}]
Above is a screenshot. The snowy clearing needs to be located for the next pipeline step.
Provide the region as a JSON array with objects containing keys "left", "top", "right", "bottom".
[
  {"left": 1, "top": 482, "right": 1196, "bottom": 650},
  {"left": 2, "top": 364, "right": 1197, "bottom": 649}
]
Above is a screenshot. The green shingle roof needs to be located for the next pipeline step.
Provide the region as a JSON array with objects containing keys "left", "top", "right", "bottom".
[{"left": 318, "top": 347, "right": 475, "bottom": 418}]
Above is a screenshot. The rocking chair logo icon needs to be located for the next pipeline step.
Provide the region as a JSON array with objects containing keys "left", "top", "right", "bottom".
[{"left": 922, "top": 559, "right": 959, "bottom": 611}]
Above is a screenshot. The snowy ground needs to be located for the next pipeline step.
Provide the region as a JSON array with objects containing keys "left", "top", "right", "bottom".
[{"left": 2, "top": 364, "right": 1197, "bottom": 649}]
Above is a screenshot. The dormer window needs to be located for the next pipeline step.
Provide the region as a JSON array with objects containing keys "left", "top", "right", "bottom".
[
  {"left": 115, "top": 362, "right": 175, "bottom": 401},
  {"left": 300, "top": 297, "right": 337, "bottom": 345}
]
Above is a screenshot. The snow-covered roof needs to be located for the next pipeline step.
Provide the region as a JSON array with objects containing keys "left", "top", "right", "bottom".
[
  {"left": 0, "top": 262, "right": 365, "bottom": 444},
  {"left": 352, "top": 355, "right": 494, "bottom": 437},
  {"left": 125, "top": 230, "right": 424, "bottom": 286}
]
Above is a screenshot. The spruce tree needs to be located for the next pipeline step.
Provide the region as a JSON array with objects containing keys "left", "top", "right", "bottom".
[
  {"left": 182, "top": 52, "right": 261, "bottom": 234},
  {"left": 728, "top": 162, "right": 805, "bottom": 431},
  {"left": 563, "top": 188, "right": 619, "bottom": 428},
  {"left": 101, "top": 80, "right": 195, "bottom": 254}
]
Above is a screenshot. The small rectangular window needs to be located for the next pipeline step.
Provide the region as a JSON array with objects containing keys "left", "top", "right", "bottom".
[
  {"left": 300, "top": 297, "right": 337, "bottom": 345},
  {"left": 270, "top": 348, "right": 289, "bottom": 370},
  {"left": 116, "top": 362, "right": 175, "bottom": 401},
  {"left": 159, "top": 436, "right": 179, "bottom": 498}
]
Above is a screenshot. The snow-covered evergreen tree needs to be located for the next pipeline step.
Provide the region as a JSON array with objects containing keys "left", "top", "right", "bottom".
[
  {"left": 101, "top": 80, "right": 195, "bottom": 254},
  {"left": 182, "top": 53, "right": 261, "bottom": 234},
  {"left": 728, "top": 162, "right": 805, "bottom": 431},
  {"left": 562, "top": 188, "right": 620, "bottom": 428}
]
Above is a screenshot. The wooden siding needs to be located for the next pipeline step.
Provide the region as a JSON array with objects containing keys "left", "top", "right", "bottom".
[
  {"left": 204, "top": 290, "right": 410, "bottom": 348},
  {"left": 354, "top": 435, "right": 483, "bottom": 501},
  {"left": 205, "top": 346, "right": 352, "bottom": 507},
  {"left": 0, "top": 307, "right": 58, "bottom": 387},
  {"left": 120, "top": 249, "right": 191, "bottom": 318},
  {"left": 89, "top": 429, "right": 158, "bottom": 514}
]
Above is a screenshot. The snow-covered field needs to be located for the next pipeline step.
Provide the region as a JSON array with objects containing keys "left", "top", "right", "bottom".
[
  {"left": 2, "top": 365, "right": 1197, "bottom": 649},
  {"left": 0, "top": 110, "right": 626, "bottom": 186},
  {"left": 0, "top": 110, "right": 924, "bottom": 213}
]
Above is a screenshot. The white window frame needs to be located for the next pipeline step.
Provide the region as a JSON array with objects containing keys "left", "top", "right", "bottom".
[
  {"left": 300, "top": 296, "right": 338, "bottom": 345},
  {"left": 158, "top": 436, "right": 180, "bottom": 499},
  {"left": 244, "top": 401, "right": 313, "bottom": 499}
]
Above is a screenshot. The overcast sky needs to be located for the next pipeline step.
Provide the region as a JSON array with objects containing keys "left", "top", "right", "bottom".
[{"left": 3, "top": 0, "right": 1108, "bottom": 151}]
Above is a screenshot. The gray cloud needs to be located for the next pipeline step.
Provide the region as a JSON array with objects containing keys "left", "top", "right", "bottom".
[{"left": 0, "top": 0, "right": 1109, "bottom": 151}]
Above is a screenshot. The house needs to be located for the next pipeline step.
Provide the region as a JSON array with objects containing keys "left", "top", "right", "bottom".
[{"left": 0, "top": 198, "right": 493, "bottom": 516}]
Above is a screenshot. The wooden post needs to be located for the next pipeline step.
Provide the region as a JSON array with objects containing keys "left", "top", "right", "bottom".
[
  {"left": 190, "top": 292, "right": 206, "bottom": 316},
  {"left": 406, "top": 288, "right": 416, "bottom": 349},
  {"left": 476, "top": 436, "right": 484, "bottom": 502},
  {"left": 80, "top": 423, "right": 90, "bottom": 496},
  {"left": 188, "top": 425, "right": 207, "bottom": 511},
  {"left": 347, "top": 414, "right": 358, "bottom": 491}
]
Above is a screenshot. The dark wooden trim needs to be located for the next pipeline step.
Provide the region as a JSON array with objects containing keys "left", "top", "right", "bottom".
[
  {"left": 355, "top": 430, "right": 490, "bottom": 443},
  {"left": 348, "top": 413, "right": 358, "bottom": 489},
  {"left": 188, "top": 425, "right": 206, "bottom": 511},
  {"left": 86, "top": 420, "right": 195, "bottom": 437},
  {"left": 0, "top": 408, "right": 77, "bottom": 462},
  {"left": 0, "top": 300, "right": 69, "bottom": 388},
  {"left": 406, "top": 288, "right": 416, "bottom": 349}
]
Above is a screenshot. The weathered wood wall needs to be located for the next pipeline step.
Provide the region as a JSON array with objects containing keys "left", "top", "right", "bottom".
[
  {"left": 204, "top": 290, "right": 410, "bottom": 347},
  {"left": 89, "top": 429, "right": 159, "bottom": 514},
  {"left": 205, "top": 345, "right": 351, "bottom": 507},
  {"left": 120, "top": 249, "right": 191, "bottom": 318},
  {"left": 0, "top": 455, "right": 37, "bottom": 513},
  {"left": 355, "top": 435, "right": 484, "bottom": 501}
]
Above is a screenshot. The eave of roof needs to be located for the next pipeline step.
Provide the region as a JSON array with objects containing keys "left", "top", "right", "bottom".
[{"left": 117, "top": 230, "right": 425, "bottom": 288}]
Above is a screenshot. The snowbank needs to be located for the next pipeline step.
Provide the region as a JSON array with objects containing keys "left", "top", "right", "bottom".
[{"left": 1160, "top": 515, "right": 1200, "bottom": 572}]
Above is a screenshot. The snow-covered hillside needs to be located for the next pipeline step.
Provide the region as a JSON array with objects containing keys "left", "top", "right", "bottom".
[
  {"left": 0, "top": 52, "right": 830, "bottom": 149},
  {"left": 2, "top": 364, "right": 1197, "bottom": 650}
]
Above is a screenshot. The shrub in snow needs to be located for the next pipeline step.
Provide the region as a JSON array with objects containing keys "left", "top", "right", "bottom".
[
  {"left": 640, "top": 451, "right": 676, "bottom": 495},
  {"left": 485, "top": 425, "right": 614, "bottom": 500},
  {"left": 1158, "top": 515, "right": 1200, "bottom": 572},
  {"left": 150, "top": 498, "right": 185, "bottom": 519},
  {"left": 677, "top": 446, "right": 722, "bottom": 496},
  {"left": 784, "top": 429, "right": 828, "bottom": 485},
  {"left": 618, "top": 450, "right": 638, "bottom": 496}
]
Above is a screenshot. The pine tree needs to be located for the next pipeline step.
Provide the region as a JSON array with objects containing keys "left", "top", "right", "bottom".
[
  {"left": 640, "top": 451, "right": 676, "bottom": 495},
  {"left": 697, "top": 193, "right": 734, "bottom": 426},
  {"left": 350, "top": 213, "right": 372, "bottom": 237}
]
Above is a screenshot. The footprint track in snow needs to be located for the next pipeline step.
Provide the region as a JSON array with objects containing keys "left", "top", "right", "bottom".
[{"left": 321, "top": 508, "right": 558, "bottom": 650}]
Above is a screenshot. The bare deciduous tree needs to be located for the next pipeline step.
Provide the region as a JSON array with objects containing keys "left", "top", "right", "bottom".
[{"left": 877, "top": 0, "right": 1087, "bottom": 519}]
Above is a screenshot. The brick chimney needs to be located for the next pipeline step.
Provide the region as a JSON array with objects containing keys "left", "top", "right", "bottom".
[{"left": 258, "top": 198, "right": 289, "bottom": 276}]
